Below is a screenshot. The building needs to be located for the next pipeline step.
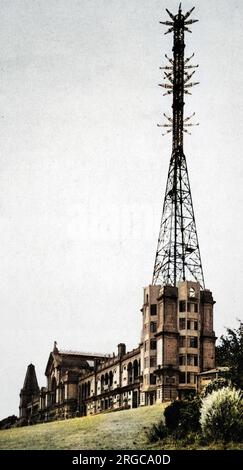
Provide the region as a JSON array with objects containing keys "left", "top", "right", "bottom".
[
  {"left": 140, "top": 282, "right": 215, "bottom": 405},
  {"left": 19, "top": 279, "right": 215, "bottom": 422},
  {"left": 198, "top": 367, "right": 229, "bottom": 392},
  {"left": 18, "top": 5, "right": 217, "bottom": 424},
  {"left": 19, "top": 364, "right": 40, "bottom": 422}
]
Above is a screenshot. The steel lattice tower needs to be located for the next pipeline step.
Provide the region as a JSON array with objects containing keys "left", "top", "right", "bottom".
[{"left": 152, "top": 4, "right": 205, "bottom": 289}]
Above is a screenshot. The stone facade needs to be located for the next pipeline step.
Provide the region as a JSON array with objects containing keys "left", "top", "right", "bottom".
[{"left": 19, "top": 281, "right": 216, "bottom": 423}]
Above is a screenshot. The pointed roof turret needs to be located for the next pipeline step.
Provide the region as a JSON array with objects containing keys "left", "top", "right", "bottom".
[{"left": 22, "top": 364, "right": 39, "bottom": 394}]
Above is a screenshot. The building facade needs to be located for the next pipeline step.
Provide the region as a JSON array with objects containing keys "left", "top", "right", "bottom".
[{"left": 19, "top": 280, "right": 216, "bottom": 423}]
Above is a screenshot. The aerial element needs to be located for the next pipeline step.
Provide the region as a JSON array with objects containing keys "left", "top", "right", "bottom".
[{"left": 152, "top": 5, "right": 204, "bottom": 288}]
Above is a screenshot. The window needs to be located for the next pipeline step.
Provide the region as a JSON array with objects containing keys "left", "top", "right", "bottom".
[
  {"left": 150, "top": 374, "right": 156, "bottom": 385},
  {"left": 188, "top": 303, "right": 198, "bottom": 313},
  {"left": 165, "top": 376, "right": 175, "bottom": 385},
  {"left": 187, "top": 372, "right": 196, "bottom": 384},
  {"left": 187, "top": 320, "right": 198, "bottom": 331},
  {"left": 179, "top": 355, "right": 186, "bottom": 365},
  {"left": 179, "top": 300, "right": 186, "bottom": 312},
  {"left": 188, "top": 336, "right": 198, "bottom": 348},
  {"left": 179, "top": 336, "right": 186, "bottom": 347},
  {"left": 150, "top": 356, "right": 157, "bottom": 367},
  {"left": 179, "top": 372, "right": 186, "bottom": 384},
  {"left": 150, "top": 321, "right": 157, "bottom": 333},
  {"left": 150, "top": 304, "right": 157, "bottom": 316},
  {"left": 179, "top": 318, "right": 186, "bottom": 330},
  {"left": 150, "top": 339, "right": 157, "bottom": 350},
  {"left": 187, "top": 355, "right": 198, "bottom": 366},
  {"left": 146, "top": 294, "right": 149, "bottom": 304}
]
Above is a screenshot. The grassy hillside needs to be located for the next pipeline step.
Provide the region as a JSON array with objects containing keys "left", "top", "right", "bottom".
[{"left": 0, "top": 404, "right": 165, "bottom": 450}]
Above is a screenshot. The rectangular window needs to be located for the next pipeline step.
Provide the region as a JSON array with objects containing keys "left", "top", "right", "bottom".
[
  {"left": 150, "top": 322, "right": 157, "bottom": 333},
  {"left": 179, "top": 300, "right": 186, "bottom": 312},
  {"left": 179, "top": 318, "right": 186, "bottom": 330},
  {"left": 188, "top": 303, "right": 193, "bottom": 313},
  {"left": 188, "top": 303, "right": 199, "bottom": 313},
  {"left": 150, "top": 304, "right": 157, "bottom": 316},
  {"left": 150, "top": 339, "right": 157, "bottom": 350},
  {"left": 179, "top": 355, "right": 186, "bottom": 365},
  {"left": 179, "top": 336, "right": 186, "bottom": 347},
  {"left": 188, "top": 336, "right": 198, "bottom": 348},
  {"left": 194, "top": 321, "right": 198, "bottom": 330},
  {"left": 187, "top": 372, "right": 196, "bottom": 384},
  {"left": 150, "top": 374, "right": 156, "bottom": 385},
  {"left": 150, "top": 356, "right": 157, "bottom": 368},
  {"left": 165, "top": 376, "right": 175, "bottom": 385},
  {"left": 187, "top": 354, "right": 198, "bottom": 366},
  {"left": 187, "top": 320, "right": 191, "bottom": 330},
  {"left": 179, "top": 372, "right": 186, "bottom": 384}
]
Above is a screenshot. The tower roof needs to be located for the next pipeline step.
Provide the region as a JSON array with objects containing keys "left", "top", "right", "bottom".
[{"left": 22, "top": 364, "right": 39, "bottom": 393}]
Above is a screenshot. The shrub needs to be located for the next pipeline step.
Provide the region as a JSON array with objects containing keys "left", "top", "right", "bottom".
[
  {"left": 146, "top": 419, "right": 167, "bottom": 443},
  {"left": 164, "top": 400, "right": 183, "bottom": 431},
  {"left": 0, "top": 415, "right": 18, "bottom": 430},
  {"left": 164, "top": 399, "right": 201, "bottom": 436},
  {"left": 179, "top": 399, "right": 201, "bottom": 434},
  {"left": 200, "top": 387, "right": 243, "bottom": 443},
  {"left": 201, "top": 377, "right": 230, "bottom": 397}
]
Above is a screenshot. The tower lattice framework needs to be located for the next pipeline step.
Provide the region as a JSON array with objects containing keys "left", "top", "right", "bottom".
[{"left": 152, "top": 4, "right": 204, "bottom": 289}]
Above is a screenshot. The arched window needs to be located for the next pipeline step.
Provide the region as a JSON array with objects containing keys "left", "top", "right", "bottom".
[
  {"left": 189, "top": 287, "right": 195, "bottom": 298},
  {"left": 109, "top": 371, "right": 113, "bottom": 387},
  {"left": 127, "top": 362, "right": 133, "bottom": 384},
  {"left": 133, "top": 360, "right": 139, "bottom": 380},
  {"left": 101, "top": 375, "right": 104, "bottom": 391},
  {"left": 51, "top": 377, "right": 57, "bottom": 405}
]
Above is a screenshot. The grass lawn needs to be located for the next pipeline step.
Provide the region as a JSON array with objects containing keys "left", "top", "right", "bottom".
[
  {"left": 1, "top": 404, "right": 242, "bottom": 450},
  {"left": 0, "top": 404, "right": 165, "bottom": 450}
]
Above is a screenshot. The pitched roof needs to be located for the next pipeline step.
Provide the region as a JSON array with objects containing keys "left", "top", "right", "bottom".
[
  {"left": 58, "top": 349, "right": 110, "bottom": 358},
  {"left": 199, "top": 366, "right": 229, "bottom": 376}
]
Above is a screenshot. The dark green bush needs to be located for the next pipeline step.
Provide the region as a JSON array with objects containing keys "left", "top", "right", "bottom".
[
  {"left": 164, "top": 399, "right": 201, "bottom": 436},
  {"left": 164, "top": 400, "right": 183, "bottom": 431},
  {"left": 146, "top": 420, "right": 168, "bottom": 443}
]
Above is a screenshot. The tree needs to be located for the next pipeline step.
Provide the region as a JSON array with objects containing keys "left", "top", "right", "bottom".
[{"left": 216, "top": 321, "right": 243, "bottom": 389}]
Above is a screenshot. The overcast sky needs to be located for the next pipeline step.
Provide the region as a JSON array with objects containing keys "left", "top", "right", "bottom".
[{"left": 0, "top": 0, "right": 243, "bottom": 419}]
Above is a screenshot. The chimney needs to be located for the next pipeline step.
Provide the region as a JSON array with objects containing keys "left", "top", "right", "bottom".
[{"left": 117, "top": 343, "right": 126, "bottom": 357}]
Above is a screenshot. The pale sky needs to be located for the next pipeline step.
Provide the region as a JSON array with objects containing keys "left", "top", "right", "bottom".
[{"left": 0, "top": 0, "right": 243, "bottom": 419}]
